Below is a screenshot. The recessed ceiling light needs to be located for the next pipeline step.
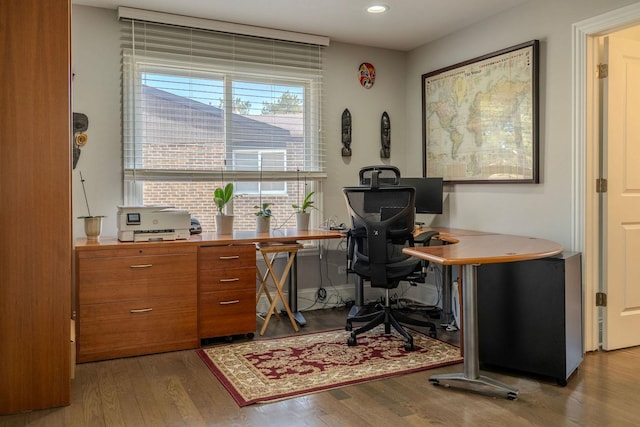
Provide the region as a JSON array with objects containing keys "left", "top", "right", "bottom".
[{"left": 367, "top": 4, "right": 389, "bottom": 14}]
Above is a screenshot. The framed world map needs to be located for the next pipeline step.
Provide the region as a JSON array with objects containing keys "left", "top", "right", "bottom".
[{"left": 422, "top": 40, "right": 539, "bottom": 183}]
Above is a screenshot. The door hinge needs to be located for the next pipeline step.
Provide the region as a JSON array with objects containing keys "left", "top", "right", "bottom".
[
  {"left": 597, "top": 63, "right": 608, "bottom": 79},
  {"left": 596, "top": 178, "right": 608, "bottom": 193},
  {"left": 596, "top": 292, "right": 607, "bottom": 307}
]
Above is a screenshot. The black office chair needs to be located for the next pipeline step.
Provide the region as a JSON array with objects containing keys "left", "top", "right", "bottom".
[{"left": 343, "top": 176, "right": 437, "bottom": 351}]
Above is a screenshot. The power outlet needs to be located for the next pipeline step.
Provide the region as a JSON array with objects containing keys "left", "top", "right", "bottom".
[{"left": 338, "top": 266, "right": 347, "bottom": 275}]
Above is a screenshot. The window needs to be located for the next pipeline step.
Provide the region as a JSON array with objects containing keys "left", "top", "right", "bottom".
[
  {"left": 233, "top": 150, "right": 287, "bottom": 194},
  {"left": 121, "top": 17, "right": 325, "bottom": 233}
]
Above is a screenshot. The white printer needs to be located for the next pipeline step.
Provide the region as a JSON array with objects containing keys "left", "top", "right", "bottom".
[{"left": 117, "top": 205, "right": 191, "bottom": 242}]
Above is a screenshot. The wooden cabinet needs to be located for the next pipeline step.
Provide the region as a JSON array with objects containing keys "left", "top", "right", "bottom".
[
  {"left": 75, "top": 242, "right": 259, "bottom": 362},
  {"left": 198, "top": 245, "right": 257, "bottom": 339},
  {"left": 0, "top": 0, "right": 72, "bottom": 414},
  {"left": 76, "top": 245, "right": 198, "bottom": 362}
]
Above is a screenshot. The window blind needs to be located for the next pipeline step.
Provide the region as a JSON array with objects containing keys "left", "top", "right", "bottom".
[{"left": 120, "top": 16, "right": 325, "bottom": 183}]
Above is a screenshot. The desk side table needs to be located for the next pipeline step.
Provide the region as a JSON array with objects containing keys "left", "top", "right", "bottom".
[{"left": 477, "top": 252, "right": 583, "bottom": 385}]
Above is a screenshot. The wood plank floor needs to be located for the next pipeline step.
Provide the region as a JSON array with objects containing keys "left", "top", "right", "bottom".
[{"left": 2, "top": 307, "right": 640, "bottom": 426}]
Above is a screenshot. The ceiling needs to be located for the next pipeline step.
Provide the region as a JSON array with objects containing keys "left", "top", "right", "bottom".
[{"left": 73, "top": 0, "right": 528, "bottom": 51}]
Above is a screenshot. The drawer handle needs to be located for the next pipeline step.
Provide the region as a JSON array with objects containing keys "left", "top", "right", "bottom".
[
  {"left": 219, "top": 278, "right": 240, "bottom": 282},
  {"left": 130, "top": 264, "right": 153, "bottom": 269},
  {"left": 219, "top": 256, "right": 240, "bottom": 260},
  {"left": 130, "top": 308, "right": 153, "bottom": 313},
  {"left": 219, "top": 300, "right": 239, "bottom": 305}
]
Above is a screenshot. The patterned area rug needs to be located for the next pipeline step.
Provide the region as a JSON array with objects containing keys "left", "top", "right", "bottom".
[{"left": 197, "top": 326, "right": 462, "bottom": 406}]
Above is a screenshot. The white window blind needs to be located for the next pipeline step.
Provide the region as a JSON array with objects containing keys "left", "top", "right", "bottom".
[
  {"left": 121, "top": 17, "right": 325, "bottom": 182},
  {"left": 120, "top": 14, "right": 326, "bottom": 233}
]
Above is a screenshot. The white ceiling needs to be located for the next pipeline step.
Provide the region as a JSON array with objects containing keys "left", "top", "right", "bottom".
[{"left": 73, "top": 0, "right": 528, "bottom": 51}]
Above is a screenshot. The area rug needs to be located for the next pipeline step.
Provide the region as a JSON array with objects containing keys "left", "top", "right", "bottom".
[{"left": 196, "top": 326, "right": 462, "bottom": 406}]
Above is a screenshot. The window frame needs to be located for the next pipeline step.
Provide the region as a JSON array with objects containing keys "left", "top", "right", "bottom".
[{"left": 122, "top": 54, "right": 325, "bottom": 229}]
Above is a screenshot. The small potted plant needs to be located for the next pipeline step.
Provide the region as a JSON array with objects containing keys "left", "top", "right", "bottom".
[
  {"left": 214, "top": 183, "right": 234, "bottom": 234},
  {"left": 77, "top": 171, "right": 105, "bottom": 241},
  {"left": 292, "top": 191, "right": 315, "bottom": 230},
  {"left": 254, "top": 202, "right": 272, "bottom": 233}
]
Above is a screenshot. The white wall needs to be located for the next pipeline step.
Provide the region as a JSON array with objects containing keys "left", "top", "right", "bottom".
[
  {"left": 322, "top": 42, "right": 408, "bottom": 226},
  {"left": 72, "top": 6, "right": 122, "bottom": 238},
  {"left": 72, "top": 0, "right": 639, "bottom": 251},
  {"left": 405, "top": 0, "right": 639, "bottom": 249},
  {"left": 70, "top": 6, "right": 409, "bottom": 238}
]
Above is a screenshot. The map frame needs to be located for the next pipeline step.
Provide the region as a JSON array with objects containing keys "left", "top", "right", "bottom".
[{"left": 422, "top": 40, "right": 539, "bottom": 184}]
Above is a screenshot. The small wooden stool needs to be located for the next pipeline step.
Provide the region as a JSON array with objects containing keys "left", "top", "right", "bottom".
[{"left": 256, "top": 242, "right": 303, "bottom": 336}]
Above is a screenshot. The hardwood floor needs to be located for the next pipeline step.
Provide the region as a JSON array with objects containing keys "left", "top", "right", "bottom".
[{"left": 2, "top": 307, "right": 640, "bottom": 426}]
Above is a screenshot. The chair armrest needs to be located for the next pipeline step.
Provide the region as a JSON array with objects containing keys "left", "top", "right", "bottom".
[{"left": 414, "top": 230, "right": 439, "bottom": 246}]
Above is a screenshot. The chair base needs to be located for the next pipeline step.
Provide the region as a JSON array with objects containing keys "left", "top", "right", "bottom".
[{"left": 346, "top": 302, "right": 437, "bottom": 351}]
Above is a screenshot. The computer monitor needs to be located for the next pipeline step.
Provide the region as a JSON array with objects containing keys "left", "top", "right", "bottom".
[{"left": 398, "top": 177, "right": 443, "bottom": 214}]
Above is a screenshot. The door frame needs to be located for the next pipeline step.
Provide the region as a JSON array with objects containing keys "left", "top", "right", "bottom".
[{"left": 572, "top": 2, "right": 640, "bottom": 352}]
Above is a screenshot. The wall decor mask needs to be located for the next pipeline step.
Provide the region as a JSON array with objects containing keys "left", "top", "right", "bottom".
[{"left": 358, "top": 63, "right": 376, "bottom": 89}]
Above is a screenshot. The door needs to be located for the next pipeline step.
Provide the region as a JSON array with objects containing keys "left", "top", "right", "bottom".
[{"left": 602, "top": 35, "right": 640, "bottom": 350}]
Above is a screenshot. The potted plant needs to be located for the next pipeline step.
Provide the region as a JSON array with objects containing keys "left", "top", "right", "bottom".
[
  {"left": 214, "top": 183, "right": 234, "bottom": 234},
  {"left": 254, "top": 202, "right": 272, "bottom": 233},
  {"left": 77, "top": 171, "right": 105, "bottom": 241},
  {"left": 292, "top": 191, "right": 315, "bottom": 230},
  {"left": 79, "top": 214, "right": 105, "bottom": 242}
]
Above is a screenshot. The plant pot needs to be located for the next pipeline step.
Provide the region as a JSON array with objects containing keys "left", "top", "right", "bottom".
[
  {"left": 215, "top": 215, "right": 234, "bottom": 235},
  {"left": 256, "top": 216, "right": 271, "bottom": 233},
  {"left": 82, "top": 216, "right": 103, "bottom": 241},
  {"left": 296, "top": 212, "right": 310, "bottom": 231}
]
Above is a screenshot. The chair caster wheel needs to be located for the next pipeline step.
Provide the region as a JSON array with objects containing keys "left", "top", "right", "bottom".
[
  {"left": 404, "top": 341, "right": 414, "bottom": 351},
  {"left": 428, "top": 330, "right": 437, "bottom": 338},
  {"left": 345, "top": 322, "right": 353, "bottom": 331},
  {"left": 246, "top": 333, "right": 255, "bottom": 339},
  {"left": 347, "top": 336, "right": 357, "bottom": 346}
]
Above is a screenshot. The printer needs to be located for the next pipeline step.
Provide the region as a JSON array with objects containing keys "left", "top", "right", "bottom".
[{"left": 117, "top": 205, "right": 191, "bottom": 242}]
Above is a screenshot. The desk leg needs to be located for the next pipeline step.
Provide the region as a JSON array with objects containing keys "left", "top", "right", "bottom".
[
  {"left": 429, "top": 264, "right": 519, "bottom": 400},
  {"left": 288, "top": 249, "right": 306, "bottom": 326}
]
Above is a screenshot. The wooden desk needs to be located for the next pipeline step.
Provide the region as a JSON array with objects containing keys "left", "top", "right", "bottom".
[
  {"left": 78, "top": 228, "right": 342, "bottom": 312},
  {"left": 75, "top": 229, "right": 342, "bottom": 362},
  {"left": 77, "top": 228, "right": 343, "bottom": 247},
  {"left": 403, "top": 231, "right": 563, "bottom": 399}
]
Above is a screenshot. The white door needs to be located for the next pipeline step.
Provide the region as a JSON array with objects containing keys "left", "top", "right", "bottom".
[{"left": 602, "top": 35, "right": 640, "bottom": 350}]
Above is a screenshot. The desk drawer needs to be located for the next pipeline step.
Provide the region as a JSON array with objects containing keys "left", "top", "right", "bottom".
[
  {"left": 199, "top": 245, "right": 255, "bottom": 270},
  {"left": 77, "top": 245, "right": 196, "bottom": 259},
  {"left": 199, "top": 289, "right": 256, "bottom": 338},
  {"left": 78, "top": 296, "right": 198, "bottom": 362},
  {"left": 79, "top": 253, "right": 197, "bottom": 304},
  {"left": 199, "top": 267, "right": 256, "bottom": 293}
]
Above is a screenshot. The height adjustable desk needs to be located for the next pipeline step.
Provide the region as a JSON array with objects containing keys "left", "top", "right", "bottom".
[{"left": 403, "top": 231, "right": 562, "bottom": 399}]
